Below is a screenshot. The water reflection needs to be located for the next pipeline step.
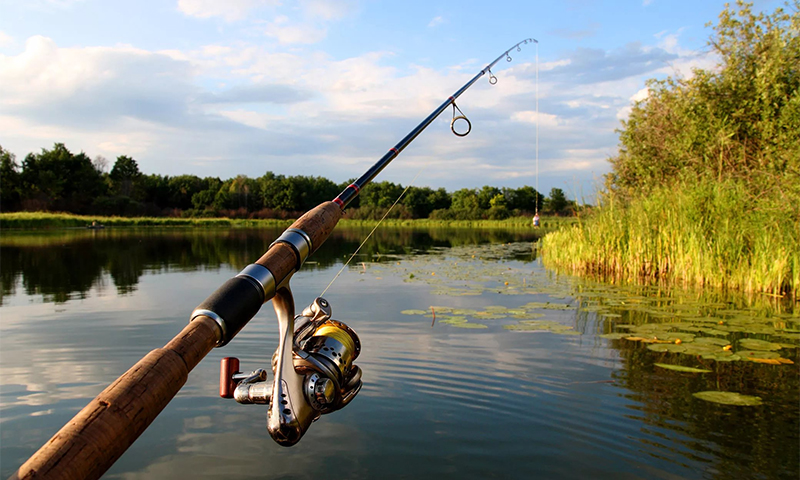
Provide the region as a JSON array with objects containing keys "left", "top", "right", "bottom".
[
  {"left": 0, "top": 227, "right": 540, "bottom": 304},
  {"left": 1, "top": 229, "right": 797, "bottom": 480}
]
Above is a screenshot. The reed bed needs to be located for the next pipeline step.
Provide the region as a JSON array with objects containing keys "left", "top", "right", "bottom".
[{"left": 541, "top": 180, "right": 799, "bottom": 299}]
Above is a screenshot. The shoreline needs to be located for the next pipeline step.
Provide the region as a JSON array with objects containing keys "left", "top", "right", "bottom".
[{"left": 0, "top": 211, "right": 573, "bottom": 230}]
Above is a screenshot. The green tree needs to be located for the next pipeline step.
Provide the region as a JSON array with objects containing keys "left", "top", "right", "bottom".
[
  {"left": 141, "top": 174, "right": 171, "bottom": 209},
  {"left": 167, "top": 175, "right": 207, "bottom": 210},
  {"left": 546, "top": 188, "right": 568, "bottom": 214},
  {"left": 451, "top": 188, "right": 479, "bottom": 211},
  {"left": 400, "top": 186, "right": 451, "bottom": 218},
  {"left": 476, "top": 186, "right": 501, "bottom": 210},
  {"left": 21, "top": 143, "right": 106, "bottom": 213},
  {"left": 487, "top": 193, "right": 510, "bottom": 219},
  {"left": 505, "top": 186, "right": 543, "bottom": 212},
  {"left": 360, "top": 181, "right": 404, "bottom": 209},
  {"left": 0, "top": 146, "right": 21, "bottom": 211},
  {"left": 192, "top": 189, "right": 216, "bottom": 210},
  {"left": 110, "top": 155, "right": 143, "bottom": 199},
  {"left": 608, "top": 1, "right": 799, "bottom": 199}
]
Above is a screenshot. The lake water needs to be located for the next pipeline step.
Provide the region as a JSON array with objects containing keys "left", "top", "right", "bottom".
[{"left": 1, "top": 227, "right": 797, "bottom": 479}]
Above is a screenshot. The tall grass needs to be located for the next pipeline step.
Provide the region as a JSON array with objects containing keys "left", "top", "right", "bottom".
[{"left": 542, "top": 179, "right": 799, "bottom": 299}]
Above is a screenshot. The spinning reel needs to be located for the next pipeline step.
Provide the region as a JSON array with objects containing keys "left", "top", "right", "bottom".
[{"left": 219, "top": 290, "right": 362, "bottom": 446}]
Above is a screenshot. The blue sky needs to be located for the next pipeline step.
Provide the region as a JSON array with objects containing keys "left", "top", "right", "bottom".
[{"left": 0, "top": 0, "right": 778, "bottom": 200}]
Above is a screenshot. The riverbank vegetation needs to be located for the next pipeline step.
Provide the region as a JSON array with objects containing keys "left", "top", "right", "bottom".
[
  {"left": 0, "top": 144, "right": 578, "bottom": 221},
  {"left": 0, "top": 211, "right": 573, "bottom": 231},
  {"left": 543, "top": 2, "right": 799, "bottom": 298}
]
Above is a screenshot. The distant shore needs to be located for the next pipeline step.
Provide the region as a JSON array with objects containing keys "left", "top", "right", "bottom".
[{"left": 0, "top": 211, "right": 572, "bottom": 230}]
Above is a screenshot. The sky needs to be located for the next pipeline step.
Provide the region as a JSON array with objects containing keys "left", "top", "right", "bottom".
[{"left": 0, "top": 0, "right": 779, "bottom": 201}]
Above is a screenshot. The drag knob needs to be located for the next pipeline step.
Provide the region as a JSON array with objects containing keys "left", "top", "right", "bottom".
[{"left": 305, "top": 373, "right": 335, "bottom": 410}]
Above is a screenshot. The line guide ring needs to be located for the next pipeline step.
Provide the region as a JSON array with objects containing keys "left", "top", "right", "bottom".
[{"left": 450, "top": 102, "right": 471, "bottom": 137}]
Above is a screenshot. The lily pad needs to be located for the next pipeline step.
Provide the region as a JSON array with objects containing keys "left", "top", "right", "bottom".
[
  {"left": 440, "top": 316, "right": 468, "bottom": 325},
  {"left": 401, "top": 309, "right": 427, "bottom": 315},
  {"left": 737, "top": 339, "right": 782, "bottom": 351},
  {"left": 600, "top": 333, "right": 629, "bottom": 340},
  {"left": 708, "top": 353, "right": 742, "bottom": 362},
  {"left": 654, "top": 363, "right": 711, "bottom": 373},
  {"left": 681, "top": 343, "right": 727, "bottom": 356},
  {"left": 693, "top": 337, "right": 731, "bottom": 346},
  {"left": 505, "top": 321, "right": 580, "bottom": 335},
  {"left": 737, "top": 350, "right": 780, "bottom": 360},
  {"left": 429, "top": 306, "right": 454, "bottom": 313},
  {"left": 484, "top": 306, "right": 508, "bottom": 312},
  {"left": 692, "top": 391, "right": 763, "bottom": 406},
  {"left": 512, "top": 312, "right": 546, "bottom": 319},
  {"left": 449, "top": 322, "right": 488, "bottom": 329},
  {"left": 647, "top": 344, "right": 688, "bottom": 353}
]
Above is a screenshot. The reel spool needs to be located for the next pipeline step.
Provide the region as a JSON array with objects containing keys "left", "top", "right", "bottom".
[{"left": 220, "top": 296, "right": 362, "bottom": 446}]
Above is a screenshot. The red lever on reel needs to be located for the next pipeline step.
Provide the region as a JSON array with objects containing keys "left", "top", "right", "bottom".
[{"left": 219, "top": 357, "right": 240, "bottom": 398}]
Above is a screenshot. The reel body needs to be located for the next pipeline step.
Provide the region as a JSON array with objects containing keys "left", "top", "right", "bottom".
[{"left": 220, "top": 294, "right": 362, "bottom": 446}]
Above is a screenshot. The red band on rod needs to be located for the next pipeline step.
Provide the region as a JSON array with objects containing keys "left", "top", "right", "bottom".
[
  {"left": 333, "top": 198, "right": 344, "bottom": 208},
  {"left": 348, "top": 183, "right": 360, "bottom": 194}
]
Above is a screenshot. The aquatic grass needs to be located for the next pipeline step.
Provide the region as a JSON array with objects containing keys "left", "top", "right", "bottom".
[
  {"left": 542, "top": 179, "right": 799, "bottom": 299},
  {"left": 0, "top": 211, "right": 291, "bottom": 229}
]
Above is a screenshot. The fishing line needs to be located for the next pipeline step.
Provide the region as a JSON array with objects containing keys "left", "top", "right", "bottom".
[
  {"left": 535, "top": 40, "right": 539, "bottom": 215},
  {"left": 320, "top": 168, "right": 424, "bottom": 298}
]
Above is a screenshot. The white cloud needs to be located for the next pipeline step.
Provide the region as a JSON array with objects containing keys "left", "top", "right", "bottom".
[
  {"left": 0, "top": 23, "right": 713, "bottom": 194},
  {"left": 0, "top": 31, "right": 13, "bottom": 48},
  {"left": 262, "top": 16, "right": 328, "bottom": 45},
  {"left": 217, "top": 109, "right": 283, "bottom": 129},
  {"left": 630, "top": 87, "right": 650, "bottom": 102},
  {"left": 299, "top": 0, "right": 352, "bottom": 21},
  {"left": 177, "top": 0, "right": 276, "bottom": 21},
  {"left": 428, "top": 16, "right": 445, "bottom": 28},
  {"left": 512, "top": 111, "right": 563, "bottom": 128},
  {"left": 0, "top": 36, "right": 196, "bottom": 124}
]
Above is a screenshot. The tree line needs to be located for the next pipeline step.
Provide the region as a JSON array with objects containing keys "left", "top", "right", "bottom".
[{"left": 0, "top": 143, "right": 577, "bottom": 219}]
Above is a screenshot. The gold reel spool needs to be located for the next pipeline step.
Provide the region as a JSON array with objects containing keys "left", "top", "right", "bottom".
[{"left": 306, "top": 320, "right": 361, "bottom": 379}]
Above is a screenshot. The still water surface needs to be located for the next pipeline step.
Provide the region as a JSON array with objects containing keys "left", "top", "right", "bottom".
[{"left": 1, "top": 228, "right": 797, "bottom": 479}]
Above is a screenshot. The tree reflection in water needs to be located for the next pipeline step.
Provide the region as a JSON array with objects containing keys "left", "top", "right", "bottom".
[{"left": 0, "top": 227, "right": 541, "bottom": 305}]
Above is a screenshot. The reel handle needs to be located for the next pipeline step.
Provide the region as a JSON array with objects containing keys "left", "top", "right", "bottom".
[{"left": 220, "top": 357, "right": 240, "bottom": 398}]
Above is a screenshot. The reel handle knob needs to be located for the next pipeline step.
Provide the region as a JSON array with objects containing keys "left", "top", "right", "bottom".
[{"left": 220, "top": 357, "right": 241, "bottom": 398}]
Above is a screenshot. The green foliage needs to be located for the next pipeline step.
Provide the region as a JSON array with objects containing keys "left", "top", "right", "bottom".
[
  {"left": 504, "top": 185, "right": 543, "bottom": 212},
  {"left": 451, "top": 188, "right": 480, "bottom": 211},
  {"left": 1, "top": 146, "right": 559, "bottom": 219},
  {"left": 0, "top": 146, "right": 21, "bottom": 211},
  {"left": 546, "top": 2, "right": 800, "bottom": 298},
  {"left": 20, "top": 143, "right": 107, "bottom": 213},
  {"left": 109, "top": 155, "right": 143, "bottom": 198},
  {"left": 608, "top": 0, "right": 799, "bottom": 199},
  {"left": 545, "top": 188, "right": 568, "bottom": 214}
]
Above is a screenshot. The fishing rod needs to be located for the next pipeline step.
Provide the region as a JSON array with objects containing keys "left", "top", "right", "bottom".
[{"left": 11, "top": 38, "right": 537, "bottom": 480}]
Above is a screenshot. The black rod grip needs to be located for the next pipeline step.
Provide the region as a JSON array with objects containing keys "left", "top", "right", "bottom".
[{"left": 193, "top": 277, "right": 264, "bottom": 346}]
